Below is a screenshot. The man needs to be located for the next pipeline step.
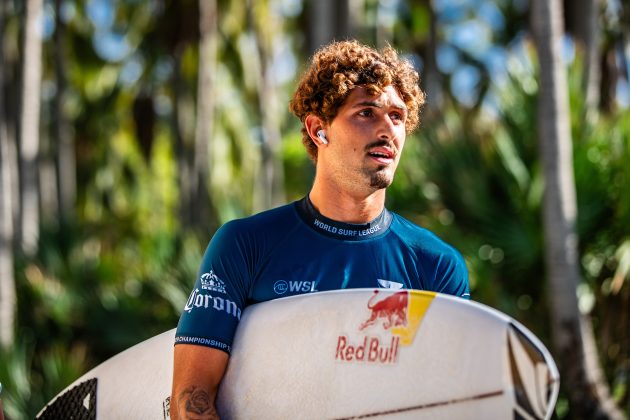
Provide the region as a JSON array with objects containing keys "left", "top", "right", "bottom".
[{"left": 170, "top": 40, "right": 469, "bottom": 419}]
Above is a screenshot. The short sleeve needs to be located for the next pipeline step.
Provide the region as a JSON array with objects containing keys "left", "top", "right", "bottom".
[
  {"left": 174, "top": 222, "right": 251, "bottom": 354},
  {"left": 435, "top": 250, "right": 470, "bottom": 299}
]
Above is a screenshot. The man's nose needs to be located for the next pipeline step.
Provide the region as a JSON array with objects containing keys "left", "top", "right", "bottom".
[{"left": 376, "top": 115, "right": 396, "bottom": 140}]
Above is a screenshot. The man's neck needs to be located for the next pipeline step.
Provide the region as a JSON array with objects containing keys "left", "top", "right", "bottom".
[{"left": 308, "top": 181, "right": 386, "bottom": 223}]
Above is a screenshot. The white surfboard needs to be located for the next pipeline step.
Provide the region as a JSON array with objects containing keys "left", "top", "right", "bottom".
[{"left": 37, "top": 289, "right": 559, "bottom": 419}]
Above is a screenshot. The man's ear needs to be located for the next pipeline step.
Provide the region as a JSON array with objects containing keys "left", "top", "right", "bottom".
[{"left": 305, "top": 115, "right": 328, "bottom": 147}]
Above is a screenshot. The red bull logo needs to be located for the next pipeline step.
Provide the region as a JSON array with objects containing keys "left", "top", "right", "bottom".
[
  {"left": 359, "top": 290, "right": 408, "bottom": 331},
  {"left": 335, "top": 290, "right": 436, "bottom": 364},
  {"left": 335, "top": 335, "right": 400, "bottom": 364}
]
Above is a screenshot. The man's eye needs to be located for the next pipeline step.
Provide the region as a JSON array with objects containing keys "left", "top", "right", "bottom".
[
  {"left": 390, "top": 112, "right": 407, "bottom": 123},
  {"left": 358, "top": 109, "right": 373, "bottom": 117}
]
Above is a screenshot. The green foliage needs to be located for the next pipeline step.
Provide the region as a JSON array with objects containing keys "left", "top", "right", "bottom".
[
  {"left": 5, "top": 219, "right": 202, "bottom": 417},
  {"left": 574, "top": 111, "right": 630, "bottom": 411},
  {"left": 8, "top": 126, "right": 202, "bottom": 412},
  {"left": 0, "top": 337, "right": 86, "bottom": 418}
]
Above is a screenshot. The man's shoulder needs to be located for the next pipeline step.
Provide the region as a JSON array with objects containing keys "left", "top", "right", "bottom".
[
  {"left": 389, "top": 212, "right": 461, "bottom": 257},
  {"left": 390, "top": 212, "right": 470, "bottom": 298},
  {"left": 205, "top": 201, "right": 302, "bottom": 261},
  {"left": 218, "top": 201, "right": 299, "bottom": 236}
]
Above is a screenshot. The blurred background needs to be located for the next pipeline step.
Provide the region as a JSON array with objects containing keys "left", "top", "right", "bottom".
[{"left": 0, "top": 0, "right": 629, "bottom": 418}]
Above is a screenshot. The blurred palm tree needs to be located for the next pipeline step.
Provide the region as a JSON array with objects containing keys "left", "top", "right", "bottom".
[
  {"left": 533, "top": 0, "right": 623, "bottom": 417},
  {"left": 20, "top": 0, "right": 44, "bottom": 256},
  {"left": 0, "top": 0, "right": 17, "bottom": 349}
]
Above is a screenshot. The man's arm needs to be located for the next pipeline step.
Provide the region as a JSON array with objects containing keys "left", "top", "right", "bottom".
[{"left": 170, "top": 344, "right": 229, "bottom": 420}]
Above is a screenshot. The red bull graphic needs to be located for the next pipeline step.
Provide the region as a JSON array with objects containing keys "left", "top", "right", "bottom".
[
  {"left": 359, "top": 290, "right": 408, "bottom": 331},
  {"left": 335, "top": 290, "right": 436, "bottom": 364}
]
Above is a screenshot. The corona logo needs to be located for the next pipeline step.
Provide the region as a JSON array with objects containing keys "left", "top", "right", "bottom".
[{"left": 200, "top": 270, "right": 226, "bottom": 294}]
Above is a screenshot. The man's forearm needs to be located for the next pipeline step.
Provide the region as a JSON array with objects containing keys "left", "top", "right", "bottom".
[
  {"left": 171, "top": 344, "right": 229, "bottom": 420},
  {"left": 172, "top": 385, "right": 219, "bottom": 420}
]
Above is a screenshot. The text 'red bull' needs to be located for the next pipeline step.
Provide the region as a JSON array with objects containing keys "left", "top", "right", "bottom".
[{"left": 335, "top": 335, "right": 400, "bottom": 364}]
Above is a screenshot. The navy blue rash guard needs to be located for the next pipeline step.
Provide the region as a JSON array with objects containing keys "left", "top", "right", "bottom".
[{"left": 175, "top": 197, "right": 470, "bottom": 354}]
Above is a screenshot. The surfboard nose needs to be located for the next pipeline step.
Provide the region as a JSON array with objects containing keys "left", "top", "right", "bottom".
[{"left": 507, "top": 322, "right": 560, "bottom": 420}]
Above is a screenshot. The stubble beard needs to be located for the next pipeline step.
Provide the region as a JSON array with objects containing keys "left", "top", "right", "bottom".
[
  {"left": 362, "top": 140, "right": 398, "bottom": 190},
  {"left": 366, "top": 166, "right": 394, "bottom": 189},
  {"left": 329, "top": 155, "right": 396, "bottom": 193}
]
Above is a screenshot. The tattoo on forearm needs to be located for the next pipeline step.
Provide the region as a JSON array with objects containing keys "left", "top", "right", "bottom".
[{"left": 177, "top": 386, "right": 219, "bottom": 420}]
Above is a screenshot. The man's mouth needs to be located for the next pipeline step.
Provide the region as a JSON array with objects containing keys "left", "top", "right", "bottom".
[{"left": 367, "top": 146, "right": 395, "bottom": 164}]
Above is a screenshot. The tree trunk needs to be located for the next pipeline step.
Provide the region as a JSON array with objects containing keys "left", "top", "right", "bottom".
[
  {"left": 581, "top": 0, "right": 600, "bottom": 118},
  {"left": 192, "top": 0, "right": 217, "bottom": 230},
  {"left": 307, "top": 0, "right": 354, "bottom": 54},
  {"left": 532, "top": 0, "right": 625, "bottom": 418},
  {"left": 411, "top": 0, "right": 443, "bottom": 114},
  {"left": 19, "top": 0, "right": 44, "bottom": 255},
  {"left": 249, "top": 0, "right": 285, "bottom": 211},
  {"left": 39, "top": 131, "right": 58, "bottom": 225},
  {"left": 172, "top": 45, "right": 193, "bottom": 228},
  {"left": 375, "top": 0, "right": 395, "bottom": 48},
  {"left": 564, "top": 0, "right": 601, "bottom": 119},
  {"left": 53, "top": 0, "right": 76, "bottom": 226},
  {"left": 0, "top": 0, "right": 17, "bottom": 348},
  {"left": 0, "top": 138, "right": 16, "bottom": 349}
]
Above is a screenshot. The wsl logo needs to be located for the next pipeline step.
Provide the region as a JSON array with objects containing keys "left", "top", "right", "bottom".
[
  {"left": 273, "top": 280, "right": 318, "bottom": 295},
  {"left": 200, "top": 270, "right": 226, "bottom": 294},
  {"left": 273, "top": 280, "right": 289, "bottom": 294}
]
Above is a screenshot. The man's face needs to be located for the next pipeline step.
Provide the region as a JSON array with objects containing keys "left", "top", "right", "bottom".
[{"left": 320, "top": 85, "right": 408, "bottom": 193}]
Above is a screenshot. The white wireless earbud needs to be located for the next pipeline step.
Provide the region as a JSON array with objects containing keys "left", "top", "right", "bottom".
[{"left": 317, "top": 130, "right": 328, "bottom": 144}]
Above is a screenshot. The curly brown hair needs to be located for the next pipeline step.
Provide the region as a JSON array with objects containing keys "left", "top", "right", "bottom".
[{"left": 289, "top": 40, "right": 425, "bottom": 162}]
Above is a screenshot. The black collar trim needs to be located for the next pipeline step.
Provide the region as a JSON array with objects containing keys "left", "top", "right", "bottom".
[{"left": 296, "top": 196, "right": 392, "bottom": 241}]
